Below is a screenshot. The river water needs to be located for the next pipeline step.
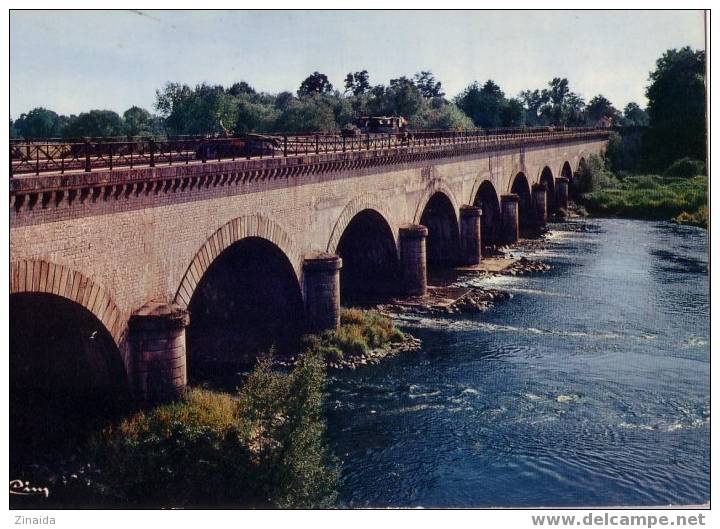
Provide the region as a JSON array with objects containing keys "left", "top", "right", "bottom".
[{"left": 325, "top": 218, "right": 709, "bottom": 508}]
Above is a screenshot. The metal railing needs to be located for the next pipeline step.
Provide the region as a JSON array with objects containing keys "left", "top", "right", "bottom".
[{"left": 10, "top": 127, "right": 607, "bottom": 177}]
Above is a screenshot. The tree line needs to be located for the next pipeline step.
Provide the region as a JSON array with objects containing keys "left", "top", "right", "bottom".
[
  {"left": 10, "top": 71, "right": 648, "bottom": 140},
  {"left": 10, "top": 46, "right": 704, "bottom": 171}
]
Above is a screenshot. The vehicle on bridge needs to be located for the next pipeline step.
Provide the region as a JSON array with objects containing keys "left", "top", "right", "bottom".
[
  {"left": 197, "top": 133, "right": 282, "bottom": 160},
  {"left": 342, "top": 116, "right": 409, "bottom": 137},
  {"left": 196, "top": 119, "right": 282, "bottom": 159}
]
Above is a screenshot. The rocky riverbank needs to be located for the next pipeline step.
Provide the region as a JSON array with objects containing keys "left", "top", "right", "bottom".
[
  {"left": 375, "top": 235, "right": 553, "bottom": 318},
  {"left": 325, "top": 334, "right": 423, "bottom": 370},
  {"left": 500, "top": 256, "right": 552, "bottom": 276},
  {"left": 376, "top": 287, "right": 513, "bottom": 317},
  {"left": 274, "top": 333, "right": 422, "bottom": 371}
]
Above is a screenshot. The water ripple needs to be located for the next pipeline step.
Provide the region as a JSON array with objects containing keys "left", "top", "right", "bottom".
[{"left": 327, "top": 218, "right": 709, "bottom": 508}]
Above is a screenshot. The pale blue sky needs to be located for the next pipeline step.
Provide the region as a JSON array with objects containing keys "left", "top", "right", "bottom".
[{"left": 10, "top": 10, "right": 706, "bottom": 118}]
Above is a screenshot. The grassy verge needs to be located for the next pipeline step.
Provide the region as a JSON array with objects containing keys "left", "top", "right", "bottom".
[
  {"left": 303, "top": 308, "right": 405, "bottom": 363},
  {"left": 576, "top": 156, "right": 708, "bottom": 228}
]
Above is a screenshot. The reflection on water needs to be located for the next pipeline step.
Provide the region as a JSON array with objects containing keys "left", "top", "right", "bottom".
[{"left": 326, "top": 218, "right": 709, "bottom": 507}]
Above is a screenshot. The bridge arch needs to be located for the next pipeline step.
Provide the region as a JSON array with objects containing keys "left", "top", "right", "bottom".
[
  {"left": 576, "top": 157, "right": 588, "bottom": 175},
  {"left": 560, "top": 160, "right": 574, "bottom": 182},
  {"left": 175, "top": 213, "right": 302, "bottom": 309},
  {"left": 334, "top": 206, "right": 400, "bottom": 304},
  {"left": 539, "top": 166, "right": 555, "bottom": 214},
  {"left": 327, "top": 192, "right": 397, "bottom": 254},
  {"left": 177, "top": 215, "right": 305, "bottom": 368},
  {"left": 10, "top": 260, "right": 128, "bottom": 462},
  {"left": 510, "top": 172, "right": 533, "bottom": 231},
  {"left": 418, "top": 191, "right": 460, "bottom": 267},
  {"left": 472, "top": 180, "right": 501, "bottom": 248},
  {"left": 10, "top": 259, "right": 125, "bottom": 346},
  {"left": 573, "top": 155, "right": 587, "bottom": 175},
  {"left": 413, "top": 179, "right": 460, "bottom": 225}
]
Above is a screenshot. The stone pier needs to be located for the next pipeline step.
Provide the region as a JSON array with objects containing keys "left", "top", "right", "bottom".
[
  {"left": 399, "top": 224, "right": 428, "bottom": 296},
  {"left": 501, "top": 194, "right": 520, "bottom": 245},
  {"left": 128, "top": 302, "right": 189, "bottom": 404},
  {"left": 532, "top": 183, "right": 548, "bottom": 227},
  {"left": 459, "top": 205, "right": 482, "bottom": 265},
  {"left": 556, "top": 177, "right": 569, "bottom": 211},
  {"left": 302, "top": 252, "right": 342, "bottom": 332}
]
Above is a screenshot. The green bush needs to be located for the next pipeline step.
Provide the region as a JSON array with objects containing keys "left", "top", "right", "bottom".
[
  {"left": 664, "top": 157, "right": 706, "bottom": 178},
  {"left": 87, "top": 353, "right": 338, "bottom": 508},
  {"left": 308, "top": 308, "right": 405, "bottom": 361},
  {"left": 409, "top": 101, "right": 475, "bottom": 130},
  {"left": 573, "top": 155, "right": 618, "bottom": 195}
]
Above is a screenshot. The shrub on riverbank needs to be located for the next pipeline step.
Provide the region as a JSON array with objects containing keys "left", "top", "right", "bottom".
[
  {"left": 572, "top": 154, "right": 618, "bottom": 195},
  {"left": 87, "top": 352, "right": 338, "bottom": 508},
  {"left": 303, "top": 308, "right": 405, "bottom": 362},
  {"left": 673, "top": 206, "right": 708, "bottom": 228},
  {"left": 575, "top": 154, "right": 707, "bottom": 228},
  {"left": 664, "top": 157, "right": 706, "bottom": 179}
]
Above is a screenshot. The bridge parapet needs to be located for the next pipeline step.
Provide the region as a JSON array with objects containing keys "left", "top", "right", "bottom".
[
  {"left": 10, "top": 129, "right": 609, "bottom": 215},
  {"left": 10, "top": 128, "right": 607, "bottom": 178}
]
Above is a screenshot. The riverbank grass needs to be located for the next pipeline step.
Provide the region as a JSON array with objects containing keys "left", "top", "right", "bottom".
[
  {"left": 304, "top": 308, "right": 405, "bottom": 362},
  {"left": 576, "top": 156, "right": 707, "bottom": 228}
]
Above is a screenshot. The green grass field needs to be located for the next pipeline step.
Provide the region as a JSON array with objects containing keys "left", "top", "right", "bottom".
[{"left": 580, "top": 173, "right": 707, "bottom": 228}]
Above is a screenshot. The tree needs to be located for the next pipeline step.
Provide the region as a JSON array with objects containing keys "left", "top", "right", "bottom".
[
  {"left": 234, "top": 96, "right": 280, "bottom": 134},
  {"left": 644, "top": 46, "right": 706, "bottom": 167},
  {"left": 123, "top": 106, "right": 161, "bottom": 136},
  {"left": 343, "top": 70, "right": 370, "bottom": 96},
  {"left": 414, "top": 71, "right": 445, "bottom": 98},
  {"left": 385, "top": 77, "right": 423, "bottom": 117},
  {"left": 63, "top": 109, "right": 124, "bottom": 138},
  {"left": 586, "top": 95, "right": 620, "bottom": 125},
  {"left": 519, "top": 89, "right": 549, "bottom": 126},
  {"left": 622, "top": 102, "right": 649, "bottom": 127},
  {"left": 271, "top": 91, "right": 292, "bottom": 112},
  {"left": 540, "top": 77, "right": 569, "bottom": 125},
  {"left": 455, "top": 80, "right": 506, "bottom": 128},
  {"left": 274, "top": 97, "right": 338, "bottom": 133},
  {"left": 564, "top": 93, "right": 586, "bottom": 126},
  {"left": 455, "top": 82, "right": 482, "bottom": 126},
  {"left": 409, "top": 101, "right": 473, "bottom": 130},
  {"left": 298, "top": 72, "right": 334, "bottom": 97},
  {"left": 227, "top": 81, "right": 256, "bottom": 97},
  {"left": 536, "top": 78, "right": 585, "bottom": 126},
  {"left": 13, "top": 107, "right": 64, "bottom": 139},
  {"left": 155, "top": 82, "right": 238, "bottom": 135},
  {"left": 501, "top": 98, "right": 525, "bottom": 127}
]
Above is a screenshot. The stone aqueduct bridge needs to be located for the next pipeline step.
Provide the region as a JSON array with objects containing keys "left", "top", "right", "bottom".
[{"left": 10, "top": 129, "right": 608, "bottom": 402}]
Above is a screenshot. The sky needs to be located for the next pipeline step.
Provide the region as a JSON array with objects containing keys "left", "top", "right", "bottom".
[{"left": 10, "top": 10, "right": 706, "bottom": 118}]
